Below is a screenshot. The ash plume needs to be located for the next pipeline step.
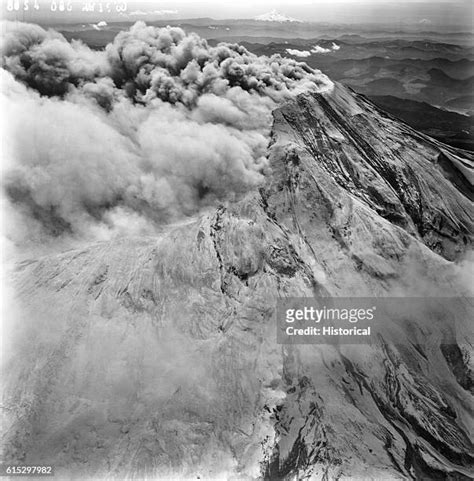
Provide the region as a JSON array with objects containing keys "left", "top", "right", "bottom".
[{"left": 0, "top": 20, "right": 333, "bottom": 250}]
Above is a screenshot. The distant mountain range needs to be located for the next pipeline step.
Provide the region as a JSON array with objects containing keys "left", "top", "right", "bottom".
[
  {"left": 240, "top": 37, "right": 473, "bottom": 120},
  {"left": 57, "top": 20, "right": 473, "bottom": 150}
]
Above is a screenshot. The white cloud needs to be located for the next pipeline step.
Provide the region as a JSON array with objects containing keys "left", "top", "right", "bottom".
[
  {"left": 311, "top": 45, "right": 331, "bottom": 54},
  {"left": 286, "top": 48, "right": 311, "bottom": 57},
  {"left": 311, "top": 42, "right": 341, "bottom": 54}
]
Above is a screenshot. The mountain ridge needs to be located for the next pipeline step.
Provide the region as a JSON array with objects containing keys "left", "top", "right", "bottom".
[{"left": 3, "top": 82, "right": 473, "bottom": 480}]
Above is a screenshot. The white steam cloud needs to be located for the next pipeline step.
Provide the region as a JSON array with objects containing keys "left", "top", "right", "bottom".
[{"left": 0, "top": 21, "right": 333, "bottom": 251}]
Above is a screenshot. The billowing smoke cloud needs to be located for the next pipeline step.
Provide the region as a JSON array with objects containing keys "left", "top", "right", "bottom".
[{"left": 0, "top": 20, "right": 333, "bottom": 251}]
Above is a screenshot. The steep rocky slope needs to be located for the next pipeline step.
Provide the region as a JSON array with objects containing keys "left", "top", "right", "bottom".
[{"left": 2, "top": 82, "right": 473, "bottom": 480}]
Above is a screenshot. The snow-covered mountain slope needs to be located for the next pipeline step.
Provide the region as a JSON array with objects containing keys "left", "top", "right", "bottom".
[
  {"left": 3, "top": 83, "right": 473, "bottom": 480},
  {"left": 254, "top": 10, "right": 302, "bottom": 23}
]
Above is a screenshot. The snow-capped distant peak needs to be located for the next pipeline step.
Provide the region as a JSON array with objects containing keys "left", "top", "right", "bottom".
[{"left": 254, "top": 9, "right": 301, "bottom": 23}]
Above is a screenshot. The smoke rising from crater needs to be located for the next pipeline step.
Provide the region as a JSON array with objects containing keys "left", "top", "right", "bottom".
[{"left": 0, "top": 20, "right": 333, "bottom": 250}]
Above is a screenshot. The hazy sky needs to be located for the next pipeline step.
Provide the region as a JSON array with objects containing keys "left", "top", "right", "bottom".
[{"left": 2, "top": 0, "right": 472, "bottom": 28}]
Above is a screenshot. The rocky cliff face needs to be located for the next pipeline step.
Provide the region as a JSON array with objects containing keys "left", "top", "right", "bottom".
[{"left": 3, "top": 82, "right": 473, "bottom": 480}]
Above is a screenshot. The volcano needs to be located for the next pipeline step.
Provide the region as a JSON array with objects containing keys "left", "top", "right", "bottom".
[
  {"left": 254, "top": 10, "right": 302, "bottom": 23},
  {"left": 2, "top": 80, "right": 474, "bottom": 480}
]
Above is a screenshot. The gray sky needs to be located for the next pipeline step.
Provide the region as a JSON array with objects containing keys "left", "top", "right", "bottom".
[{"left": 2, "top": 0, "right": 472, "bottom": 28}]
